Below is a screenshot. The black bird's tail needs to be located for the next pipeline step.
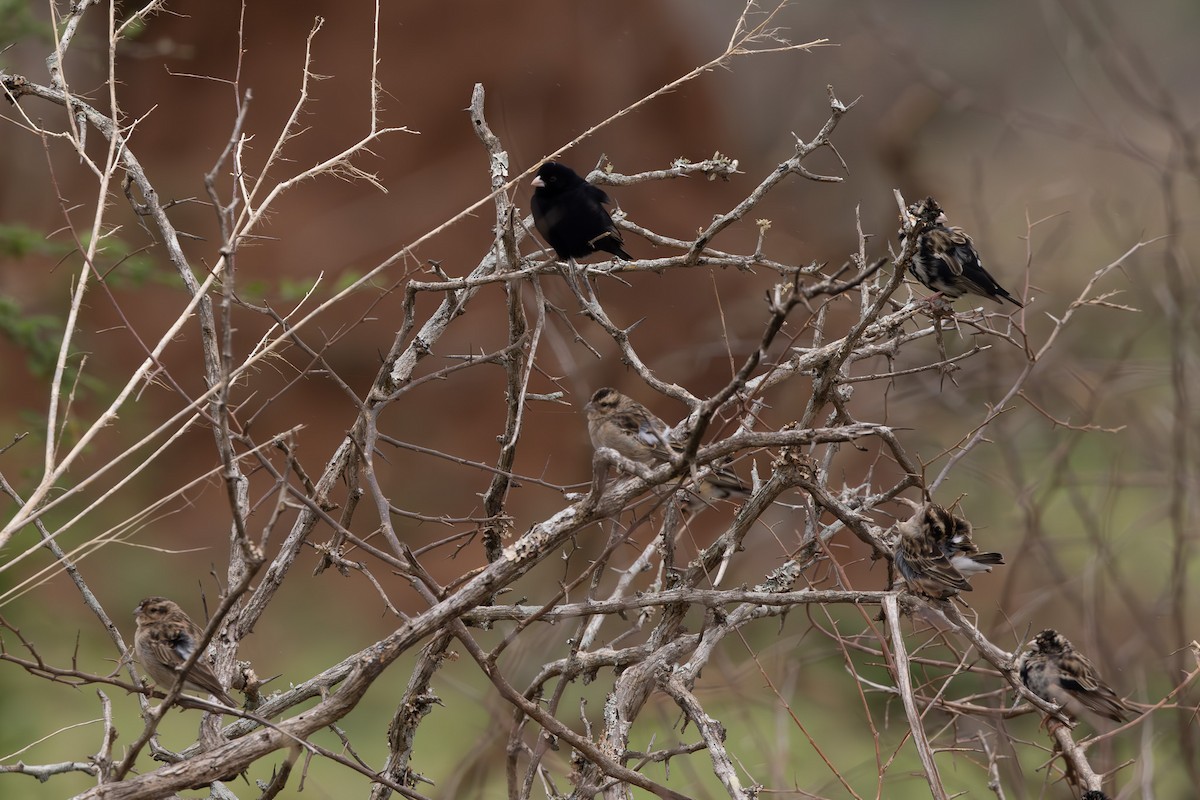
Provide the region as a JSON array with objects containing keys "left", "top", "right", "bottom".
[{"left": 588, "top": 230, "right": 631, "bottom": 261}]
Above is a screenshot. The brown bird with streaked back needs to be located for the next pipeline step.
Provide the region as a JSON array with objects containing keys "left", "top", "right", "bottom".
[
  {"left": 584, "top": 387, "right": 749, "bottom": 507},
  {"left": 901, "top": 196, "right": 1024, "bottom": 307},
  {"left": 893, "top": 501, "right": 1004, "bottom": 599},
  {"left": 1018, "top": 629, "right": 1129, "bottom": 723},
  {"left": 585, "top": 387, "right": 673, "bottom": 466},
  {"left": 133, "top": 596, "right": 235, "bottom": 707}
]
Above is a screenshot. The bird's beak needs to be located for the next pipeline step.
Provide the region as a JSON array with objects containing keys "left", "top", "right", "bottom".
[{"left": 531, "top": 176, "right": 545, "bottom": 188}]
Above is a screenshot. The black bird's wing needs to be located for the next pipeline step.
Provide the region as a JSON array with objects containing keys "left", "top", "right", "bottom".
[
  {"left": 532, "top": 178, "right": 630, "bottom": 260},
  {"left": 583, "top": 183, "right": 613, "bottom": 206},
  {"left": 579, "top": 185, "right": 631, "bottom": 258}
]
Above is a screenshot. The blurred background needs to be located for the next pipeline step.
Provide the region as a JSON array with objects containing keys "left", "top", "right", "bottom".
[{"left": 1, "top": 0, "right": 1197, "bottom": 797}]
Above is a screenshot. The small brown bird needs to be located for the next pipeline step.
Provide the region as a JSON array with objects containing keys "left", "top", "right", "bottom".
[
  {"left": 584, "top": 387, "right": 749, "bottom": 507},
  {"left": 133, "top": 596, "right": 235, "bottom": 706},
  {"left": 927, "top": 503, "right": 1004, "bottom": 578},
  {"left": 1018, "top": 629, "right": 1129, "bottom": 723},
  {"left": 893, "top": 501, "right": 1004, "bottom": 599},
  {"left": 900, "top": 197, "right": 1023, "bottom": 307},
  {"left": 585, "top": 386, "right": 672, "bottom": 465}
]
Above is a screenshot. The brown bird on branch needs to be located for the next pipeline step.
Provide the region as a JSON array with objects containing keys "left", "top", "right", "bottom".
[
  {"left": 900, "top": 196, "right": 1023, "bottom": 307},
  {"left": 1018, "top": 629, "right": 1129, "bottom": 723},
  {"left": 892, "top": 499, "right": 1004, "bottom": 599},
  {"left": 584, "top": 387, "right": 748, "bottom": 509},
  {"left": 133, "top": 596, "right": 235, "bottom": 707}
]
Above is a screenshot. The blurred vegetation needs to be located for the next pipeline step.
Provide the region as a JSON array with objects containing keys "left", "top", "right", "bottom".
[{"left": 0, "top": 0, "right": 47, "bottom": 55}]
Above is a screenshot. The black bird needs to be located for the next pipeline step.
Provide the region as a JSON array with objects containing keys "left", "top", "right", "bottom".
[
  {"left": 893, "top": 500, "right": 1004, "bottom": 599},
  {"left": 900, "top": 196, "right": 1023, "bottom": 307},
  {"left": 531, "top": 161, "right": 631, "bottom": 261},
  {"left": 1018, "top": 629, "right": 1129, "bottom": 723}
]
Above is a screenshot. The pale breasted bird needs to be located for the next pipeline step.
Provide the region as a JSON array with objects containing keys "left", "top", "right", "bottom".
[
  {"left": 893, "top": 500, "right": 1004, "bottom": 599},
  {"left": 531, "top": 161, "right": 631, "bottom": 261},
  {"left": 584, "top": 387, "right": 749, "bottom": 507},
  {"left": 900, "top": 196, "right": 1023, "bottom": 307},
  {"left": 1018, "top": 628, "right": 1129, "bottom": 723},
  {"left": 133, "top": 596, "right": 235, "bottom": 706}
]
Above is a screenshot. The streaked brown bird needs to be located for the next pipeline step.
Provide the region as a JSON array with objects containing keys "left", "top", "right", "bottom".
[
  {"left": 584, "top": 387, "right": 748, "bottom": 508},
  {"left": 1018, "top": 629, "right": 1129, "bottom": 723},
  {"left": 900, "top": 196, "right": 1023, "bottom": 307},
  {"left": 133, "top": 596, "right": 235, "bottom": 707},
  {"left": 531, "top": 161, "right": 631, "bottom": 262},
  {"left": 893, "top": 500, "right": 1004, "bottom": 599}
]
